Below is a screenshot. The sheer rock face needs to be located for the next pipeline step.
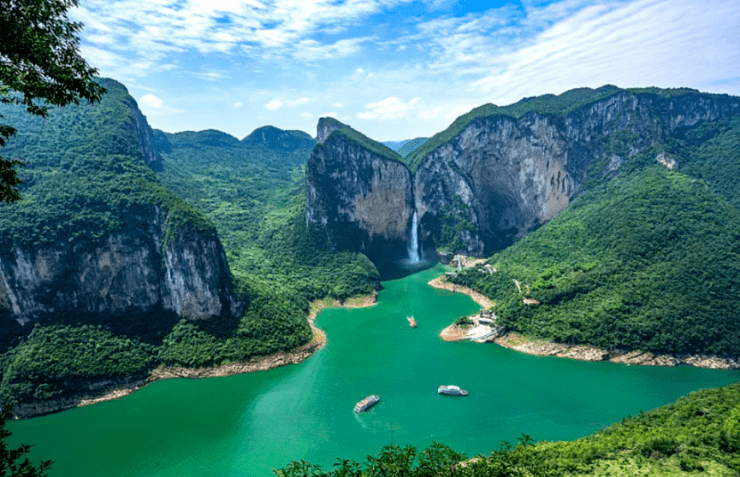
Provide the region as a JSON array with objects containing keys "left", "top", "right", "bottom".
[
  {"left": 0, "top": 78, "right": 243, "bottom": 326},
  {"left": 131, "top": 99, "right": 164, "bottom": 171},
  {"left": 415, "top": 113, "right": 570, "bottom": 256},
  {"left": 307, "top": 91, "right": 740, "bottom": 260},
  {"left": 307, "top": 119, "right": 414, "bottom": 269},
  {"left": 0, "top": 207, "right": 241, "bottom": 325}
]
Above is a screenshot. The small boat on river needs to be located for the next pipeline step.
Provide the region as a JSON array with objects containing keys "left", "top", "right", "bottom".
[
  {"left": 438, "top": 385, "right": 468, "bottom": 396},
  {"left": 354, "top": 395, "right": 380, "bottom": 413},
  {"left": 407, "top": 316, "right": 417, "bottom": 328}
]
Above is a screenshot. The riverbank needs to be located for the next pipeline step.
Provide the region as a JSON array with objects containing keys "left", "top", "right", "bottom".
[
  {"left": 15, "top": 292, "right": 378, "bottom": 419},
  {"left": 427, "top": 277, "right": 494, "bottom": 309},
  {"left": 147, "top": 294, "right": 379, "bottom": 381},
  {"left": 431, "top": 275, "right": 739, "bottom": 370}
]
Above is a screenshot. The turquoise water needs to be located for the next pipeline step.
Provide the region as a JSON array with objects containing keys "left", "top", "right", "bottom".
[{"left": 9, "top": 265, "right": 740, "bottom": 476}]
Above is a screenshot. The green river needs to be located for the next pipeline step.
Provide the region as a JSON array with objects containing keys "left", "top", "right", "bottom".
[{"left": 9, "top": 265, "right": 740, "bottom": 476}]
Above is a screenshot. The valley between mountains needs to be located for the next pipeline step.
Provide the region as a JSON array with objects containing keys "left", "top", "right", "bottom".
[{"left": 2, "top": 78, "right": 740, "bottom": 474}]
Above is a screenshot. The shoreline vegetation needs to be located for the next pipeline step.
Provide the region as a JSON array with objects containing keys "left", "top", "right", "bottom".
[
  {"left": 429, "top": 275, "right": 739, "bottom": 370},
  {"left": 28, "top": 293, "right": 379, "bottom": 418}
]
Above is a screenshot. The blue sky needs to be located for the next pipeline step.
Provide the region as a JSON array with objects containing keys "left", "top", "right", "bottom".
[{"left": 72, "top": 0, "right": 740, "bottom": 141}]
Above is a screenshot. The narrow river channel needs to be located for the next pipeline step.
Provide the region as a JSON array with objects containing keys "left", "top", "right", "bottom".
[{"left": 9, "top": 265, "right": 740, "bottom": 476}]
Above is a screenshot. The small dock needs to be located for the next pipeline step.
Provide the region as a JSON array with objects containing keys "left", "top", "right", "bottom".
[{"left": 440, "top": 310, "right": 503, "bottom": 342}]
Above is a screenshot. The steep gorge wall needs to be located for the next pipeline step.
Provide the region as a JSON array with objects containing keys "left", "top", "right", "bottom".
[
  {"left": 306, "top": 119, "right": 414, "bottom": 269},
  {"left": 0, "top": 78, "right": 243, "bottom": 329},
  {"left": 307, "top": 90, "right": 740, "bottom": 261},
  {"left": 415, "top": 91, "right": 740, "bottom": 255},
  {"left": 0, "top": 208, "right": 240, "bottom": 328}
]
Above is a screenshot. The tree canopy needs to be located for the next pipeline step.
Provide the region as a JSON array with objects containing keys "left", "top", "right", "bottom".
[{"left": 0, "top": 0, "right": 105, "bottom": 202}]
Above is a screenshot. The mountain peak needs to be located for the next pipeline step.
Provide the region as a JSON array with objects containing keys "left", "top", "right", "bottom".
[
  {"left": 242, "top": 125, "right": 314, "bottom": 150},
  {"left": 316, "top": 117, "right": 349, "bottom": 143}
]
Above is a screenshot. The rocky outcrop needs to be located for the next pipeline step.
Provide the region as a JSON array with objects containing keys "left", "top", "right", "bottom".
[
  {"left": 0, "top": 206, "right": 241, "bottom": 325},
  {"left": 130, "top": 98, "right": 164, "bottom": 171},
  {"left": 0, "top": 78, "right": 243, "bottom": 328},
  {"left": 306, "top": 118, "right": 414, "bottom": 269},
  {"left": 306, "top": 89, "right": 740, "bottom": 260},
  {"left": 414, "top": 90, "right": 740, "bottom": 255},
  {"left": 415, "top": 113, "right": 571, "bottom": 255}
]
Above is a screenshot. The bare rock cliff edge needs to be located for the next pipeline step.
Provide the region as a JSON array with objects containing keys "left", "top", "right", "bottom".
[
  {"left": 0, "top": 78, "right": 243, "bottom": 332},
  {"left": 306, "top": 88, "right": 740, "bottom": 259}
]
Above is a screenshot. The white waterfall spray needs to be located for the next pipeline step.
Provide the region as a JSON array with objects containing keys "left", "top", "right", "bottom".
[{"left": 408, "top": 211, "right": 420, "bottom": 263}]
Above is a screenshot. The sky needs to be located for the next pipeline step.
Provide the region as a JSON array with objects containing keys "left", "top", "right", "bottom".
[{"left": 71, "top": 0, "right": 740, "bottom": 142}]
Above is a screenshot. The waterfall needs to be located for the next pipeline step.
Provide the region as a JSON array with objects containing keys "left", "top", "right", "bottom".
[{"left": 408, "top": 211, "right": 420, "bottom": 263}]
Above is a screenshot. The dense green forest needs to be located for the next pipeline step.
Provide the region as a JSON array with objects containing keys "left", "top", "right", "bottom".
[
  {"left": 153, "top": 124, "right": 379, "bottom": 367},
  {"left": 443, "top": 108, "right": 740, "bottom": 358},
  {"left": 0, "top": 79, "right": 379, "bottom": 407},
  {"left": 0, "top": 78, "right": 211, "bottom": 251},
  {"left": 276, "top": 382, "right": 740, "bottom": 476},
  {"left": 449, "top": 164, "right": 740, "bottom": 356}
]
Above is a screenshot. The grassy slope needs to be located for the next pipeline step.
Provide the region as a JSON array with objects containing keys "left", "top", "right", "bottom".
[
  {"left": 155, "top": 128, "right": 380, "bottom": 367},
  {"left": 320, "top": 117, "right": 408, "bottom": 166}
]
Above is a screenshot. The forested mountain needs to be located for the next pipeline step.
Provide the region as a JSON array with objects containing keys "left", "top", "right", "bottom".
[
  {"left": 0, "top": 78, "right": 243, "bottom": 415},
  {"left": 307, "top": 86, "right": 740, "bottom": 360},
  {"left": 396, "top": 137, "right": 429, "bottom": 158},
  {"left": 450, "top": 166, "right": 740, "bottom": 356},
  {"left": 0, "top": 79, "right": 377, "bottom": 417},
  {"left": 154, "top": 123, "right": 379, "bottom": 309}
]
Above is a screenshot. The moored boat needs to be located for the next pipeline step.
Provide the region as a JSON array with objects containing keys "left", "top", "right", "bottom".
[
  {"left": 354, "top": 395, "right": 380, "bottom": 413},
  {"left": 438, "top": 385, "right": 468, "bottom": 396}
]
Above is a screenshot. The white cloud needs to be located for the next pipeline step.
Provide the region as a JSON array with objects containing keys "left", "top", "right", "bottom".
[
  {"left": 320, "top": 111, "right": 338, "bottom": 118},
  {"left": 196, "top": 72, "right": 224, "bottom": 81},
  {"left": 233, "top": 102, "right": 243, "bottom": 108},
  {"left": 73, "top": 0, "right": 418, "bottom": 78},
  {"left": 265, "top": 99, "right": 284, "bottom": 110},
  {"left": 301, "top": 112, "right": 313, "bottom": 118},
  {"left": 470, "top": 0, "right": 740, "bottom": 103},
  {"left": 137, "top": 94, "right": 184, "bottom": 115},
  {"left": 356, "top": 96, "right": 421, "bottom": 120},
  {"left": 139, "top": 94, "right": 162, "bottom": 109},
  {"left": 92, "top": 0, "right": 740, "bottom": 142}
]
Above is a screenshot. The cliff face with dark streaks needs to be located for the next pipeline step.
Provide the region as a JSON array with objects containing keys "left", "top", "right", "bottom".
[
  {"left": 306, "top": 118, "right": 415, "bottom": 269},
  {"left": 307, "top": 88, "right": 740, "bottom": 260},
  {"left": 0, "top": 78, "right": 243, "bottom": 330}
]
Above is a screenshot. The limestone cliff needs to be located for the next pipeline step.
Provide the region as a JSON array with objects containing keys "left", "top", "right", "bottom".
[
  {"left": 0, "top": 78, "right": 243, "bottom": 330},
  {"left": 306, "top": 88, "right": 740, "bottom": 261},
  {"left": 415, "top": 89, "right": 740, "bottom": 255},
  {"left": 306, "top": 118, "right": 414, "bottom": 269},
  {"left": 0, "top": 209, "right": 238, "bottom": 325}
]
